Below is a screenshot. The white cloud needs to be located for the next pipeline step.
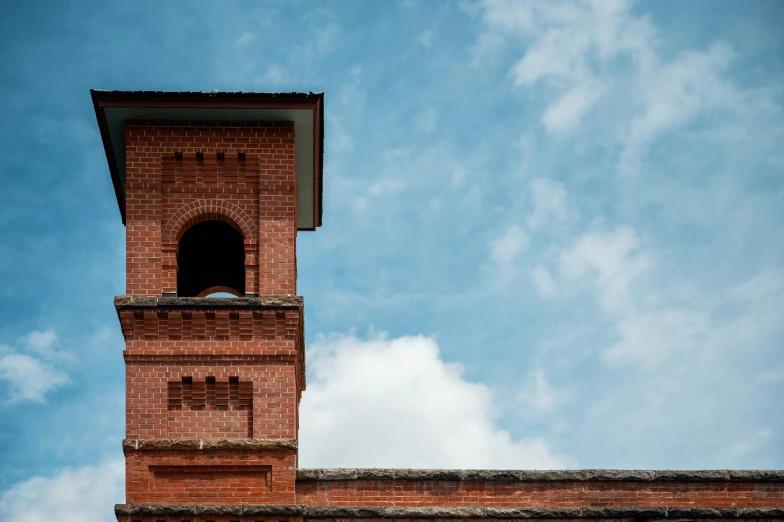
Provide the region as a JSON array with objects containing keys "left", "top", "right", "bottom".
[
  {"left": 0, "top": 460, "right": 124, "bottom": 522},
  {"left": 559, "top": 227, "right": 651, "bottom": 314},
  {"left": 619, "top": 43, "right": 737, "bottom": 177},
  {"left": 299, "top": 333, "right": 574, "bottom": 468},
  {"left": 728, "top": 271, "right": 784, "bottom": 302},
  {"left": 476, "top": 0, "right": 750, "bottom": 168},
  {"left": 489, "top": 224, "right": 529, "bottom": 265},
  {"left": 0, "top": 329, "right": 69, "bottom": 403},
  {"left": 557, "top": 227, "right": 784, "bottom": 369},
  {"left": 527, "top": 177, "right": 567, "bottom": 229},
  {"left": 479, "top": 0, "right": 654, "bottom": 134},
  {"left": 0, "top": 353, "right": 69, "bottom": 403},
  {"left": 557, "top": 227, "right": 702, "bottom": 367},
  {"left": 541, "top": 80, "right": 604, "bottom": 135},
  {"left": 603, "top": 307, "right": 711, "bottom": 367},
  {"left": 517, "top": 370, "right": 563, "bottom": 414},
  {"left": 18, "top": 329, "right": 60, "bottom": 357},
  {"left": 234, "top": 31, "right": 256, "bottom": 47},
  {"left": 531, "top": 265, "right": 556, "bottom": 298}
]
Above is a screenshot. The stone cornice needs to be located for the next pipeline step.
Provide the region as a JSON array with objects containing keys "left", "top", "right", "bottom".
[
  {"left": 296, "top": 468, "right": 784, "bottom": 482},
  {"left": 115, "top": 504, "right": 784, "bottom": 519},
  {"left": 114, "top": 295, "right": 303, "bottom": 310},
  {"left": 122, "top": 438, "right": 297, "bottom": 454}
]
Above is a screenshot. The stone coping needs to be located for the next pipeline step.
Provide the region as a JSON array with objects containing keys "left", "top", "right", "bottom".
[
  {"left": 296, "top": 468, "right": 784, "bottom": 482},
  {"left": 115, "top": 504, "right": 784, "bottom": 519},
  {"left": 114, "top": 295, "right": 303, "bottom": 310},
  {"left": 123, "top": 438, "right": 297, "bottom": 452}
]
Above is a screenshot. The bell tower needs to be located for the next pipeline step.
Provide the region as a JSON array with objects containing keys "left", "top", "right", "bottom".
[{"left": 92, "top": 90, "right": 323, "bottom": 518}]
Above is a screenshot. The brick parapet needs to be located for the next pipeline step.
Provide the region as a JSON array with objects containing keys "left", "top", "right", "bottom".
[{"left": 293, "top": 471, "right": 784, "bottom": 512}]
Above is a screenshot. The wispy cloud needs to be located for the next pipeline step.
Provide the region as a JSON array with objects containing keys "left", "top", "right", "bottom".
[
  {"left": 0, "top": 329, "right": 69, "bottom": 403},
  {"left": 417, "top": 27, "right": 436, "bottom": 48},
  {"left": 527, "top": 177, "right": 567, "bottom": 230},
  {"left": 234, "top": 31, "right": 256, "bottom": 47},
  {"left": 0, "top": 459, "right": 123, "bottom": 522},
  {"left": 489, "top": 224, "right": 529, "bottom": 265},
  {"left": 518, "top": 370, "right": 564, "bottom": 414}
]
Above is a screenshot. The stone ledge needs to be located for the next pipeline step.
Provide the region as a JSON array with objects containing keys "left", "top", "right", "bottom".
[
  {"left": 114, "top": 295, "right": 303, "bottom": 310},
  {"left": 116, "top": 504, "right": 304, "bottom": 517},
  {"left": 115, "top": 505, "right": 784, "bottom": 519},
  {"left": 296, "top": 468, "right": 784, "bottom": 482},
  {"left": 122, "top": 438, "right": 297, "bottom": 453}
]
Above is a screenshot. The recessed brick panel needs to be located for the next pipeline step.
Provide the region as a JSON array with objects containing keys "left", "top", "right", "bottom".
[{"left": 126, "top": 449, "right": 296, "bottom": 504}]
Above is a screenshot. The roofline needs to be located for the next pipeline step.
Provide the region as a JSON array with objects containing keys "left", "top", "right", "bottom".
[{"left": 90, "top": 90, "right": 324, "bottom": 227}]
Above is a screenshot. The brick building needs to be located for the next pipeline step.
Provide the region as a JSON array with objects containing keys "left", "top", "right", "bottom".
[{"left": 92, "top": 90, "right": 783, "bottom": 522}]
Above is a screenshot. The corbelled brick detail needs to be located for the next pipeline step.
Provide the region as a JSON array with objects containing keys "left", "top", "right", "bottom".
[{"left": 118, "top": 308, "right": 301, "bottom": 342}]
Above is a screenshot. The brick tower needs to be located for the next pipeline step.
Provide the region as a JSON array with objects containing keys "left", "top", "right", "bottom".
[{"left": 93, "top": 90, "right": 323, "bottom": 521}]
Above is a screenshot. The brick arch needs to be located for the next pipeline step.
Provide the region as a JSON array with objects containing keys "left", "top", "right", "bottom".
[{"left": 164, "top": 200, "right": 257, "bottom": 243}]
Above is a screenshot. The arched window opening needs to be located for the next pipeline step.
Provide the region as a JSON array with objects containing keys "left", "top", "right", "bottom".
[{"left": 177, "top": 220, "right": 245, "bottom": 298}]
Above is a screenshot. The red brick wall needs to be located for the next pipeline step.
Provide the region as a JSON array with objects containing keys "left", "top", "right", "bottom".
[
  {"left": 124, "top": 120, "right": 297, "bottom": 297},
  {"left": 295, "top": 479, "right": 784, "bottom": 509},
  {"left": 125, "top": 449, "right": 297, "bottom": 504}
]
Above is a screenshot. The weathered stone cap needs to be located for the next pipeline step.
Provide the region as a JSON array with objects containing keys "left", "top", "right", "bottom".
[
  {"left": 123, "top": 438, "right": 297, "bottom": 454},
  {"left": 114, "top": 295, "right": 303, "bottom": 310},
  {"left": 296, "top": 468, "right": 784, "bottom": 482},
  {"left": 115, "top": 504, "right": 784, "bottom": 519}
]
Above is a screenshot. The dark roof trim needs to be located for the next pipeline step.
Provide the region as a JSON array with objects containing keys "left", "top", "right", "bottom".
[
  {"left": 115, "top": 504, "right": 784, "bottom": 519},
  {"left": 90, "top": 90, "right": 324, "bottom": 228},
  {"left": 296, "top": 468, "right": 784, "bottom": 482}
]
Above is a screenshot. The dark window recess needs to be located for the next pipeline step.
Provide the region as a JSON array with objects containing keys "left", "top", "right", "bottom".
[
  {"left": 168, "top": 376, "right": 252, "bottom": 411},
  {"left": 177, "top": 220, "right": 244, "bottom": 297}
]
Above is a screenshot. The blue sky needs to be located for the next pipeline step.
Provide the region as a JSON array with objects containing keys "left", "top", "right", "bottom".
[{"left": 1, "top": 0, "right": 783, "bottom": 519}]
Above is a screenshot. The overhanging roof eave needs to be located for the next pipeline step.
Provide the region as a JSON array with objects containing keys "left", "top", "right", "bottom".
[{"left": 90, "top": 90, "right": 324, "bottom": 229}]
